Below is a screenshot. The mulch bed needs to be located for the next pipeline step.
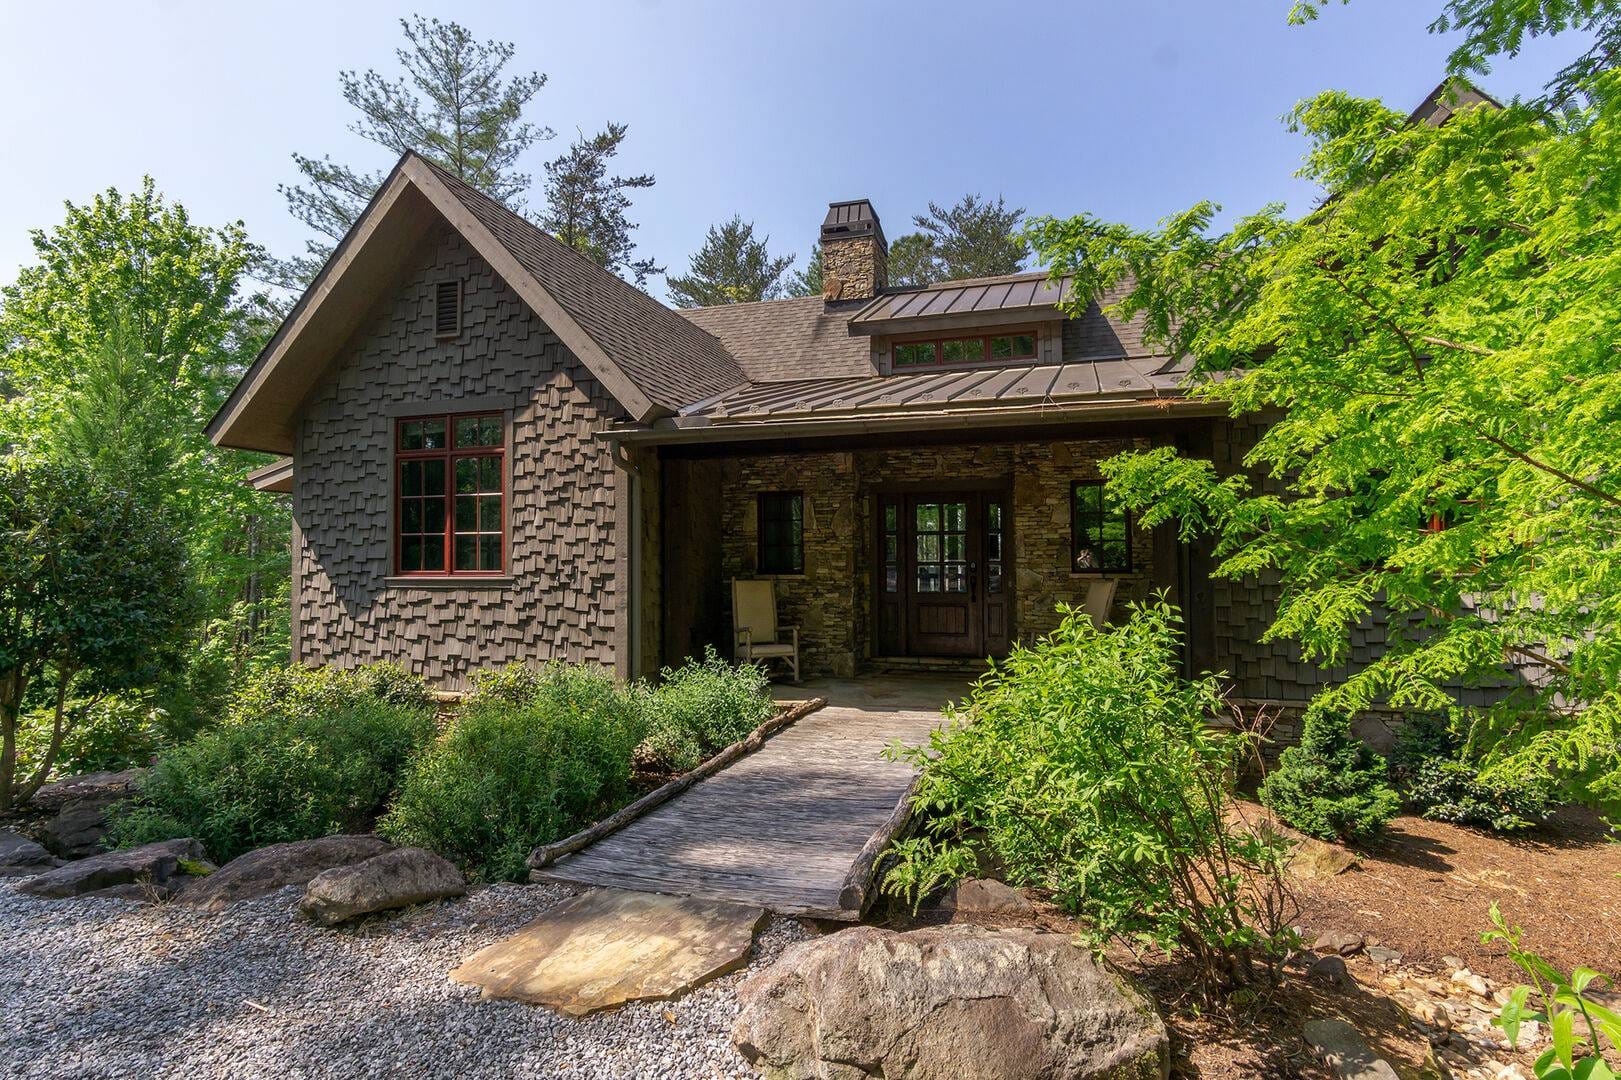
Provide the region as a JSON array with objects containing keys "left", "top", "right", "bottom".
[
  {"left": 1293, "top": 807, "right": 1621, "bottom": 983},
  {"left": 874, "top": 806, "right": 1620, "bottom": 1078}
]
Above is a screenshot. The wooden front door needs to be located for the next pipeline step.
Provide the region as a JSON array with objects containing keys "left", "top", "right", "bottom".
[{"left": 876, "top": 490, "right": 1012, "bottom": 659}]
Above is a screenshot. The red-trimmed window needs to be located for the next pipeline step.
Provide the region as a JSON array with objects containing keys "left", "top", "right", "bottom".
[
  {"left": 395, "top": 412, "right": 505, "bottom": 575},
  {"left": 892, "top": 329, "right": 1038, "bottom": 368}
]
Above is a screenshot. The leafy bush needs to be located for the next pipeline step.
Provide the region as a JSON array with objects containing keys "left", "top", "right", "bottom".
[
  {"left": 883, "top": 599, "right": 1297, "bottom": 996},
  {"left": 637, "top": 647, "right": 775, "bottom": 772},
  {"left": 17, "top": 694, "right": 169, "bottom": 775},
  {"left": 1394, "top": 716, "right": 1553, "bottom": 831},
  {"left": 1485, "top": 904, "right": 1621, "bottom": 1079},
  {"left": 379, "top": 664, "right": 645, "bottom": 882},
  {"left": 110, "top": 663, "right": 435, "bottom": 862},
  {"left": 1258, "top": 711, "right": 1401, "bottom": 843}
]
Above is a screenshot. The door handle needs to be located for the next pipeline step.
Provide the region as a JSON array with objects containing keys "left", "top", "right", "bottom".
[{"left": 969, "top": 561, "right": 977, "bottom": 602}]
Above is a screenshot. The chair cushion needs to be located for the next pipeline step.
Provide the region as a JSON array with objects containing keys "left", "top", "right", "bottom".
[{"left": 744, "top": 642, "right": 796, "bottom": 658}]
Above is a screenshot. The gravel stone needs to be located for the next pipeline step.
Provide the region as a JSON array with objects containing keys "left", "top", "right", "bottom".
[{"left": 1, "top": 880, "right": 813, "bottom": 1078}]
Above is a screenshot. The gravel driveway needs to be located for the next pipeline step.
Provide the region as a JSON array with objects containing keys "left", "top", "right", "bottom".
[{"left": 2, "top": 882, "right": 804, "bottom": 1079}]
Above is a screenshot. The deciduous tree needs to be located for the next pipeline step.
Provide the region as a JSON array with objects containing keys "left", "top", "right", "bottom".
[{"left": 1026, "top": 2, "right": 1621, "bottom": 805}]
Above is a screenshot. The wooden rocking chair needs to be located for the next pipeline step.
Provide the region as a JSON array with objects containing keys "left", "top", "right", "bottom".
[{"left": 732, "top": 578, "right": 801, "bottom": 682}]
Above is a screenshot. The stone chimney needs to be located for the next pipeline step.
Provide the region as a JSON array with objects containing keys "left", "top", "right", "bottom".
[{"left": 820, "top": 199, "right": 887, "bottom": 302}]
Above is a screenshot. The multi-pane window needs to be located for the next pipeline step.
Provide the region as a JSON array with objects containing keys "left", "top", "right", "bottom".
[
  {"left": 893, "top": 330, "right": 1037, "bottom": 368},
  {"left": 757, "top": 492, "right": 804, "bottom": 574},
  {"left": 1071, "top": 481, "right": 1131, "bottom": 572},
  {"left": 914, "top": 501, "right": 969, "bottom": 593},
  {"left": 395, "top": 412, "right": 504, "bottom": 575}
]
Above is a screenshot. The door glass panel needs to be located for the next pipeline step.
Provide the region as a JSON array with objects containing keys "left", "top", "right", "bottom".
[
  {"left": 917, "top": 564, "right": 941, "bottom": 592},
  {"left": 943, "top": 502, "right": 966, "bottom": 532},
  {"left": 943, "top": 564, "right": 967, "bottom": 592},
  {"left": 943, "top": 533, "right": 965, "bottom": 562},
  {"left": 916, "top": 534, "right": 940, "bottom": 562},
  {"left": 916, "top": 503, "right": 939, "bottom": 531}
]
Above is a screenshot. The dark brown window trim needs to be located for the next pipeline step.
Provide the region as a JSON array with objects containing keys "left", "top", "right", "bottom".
[
  {"left": 757, "top": 491, "right": 805, "bottom": 576},
  {"left": 394, "top": 410, "right": 507, "bottom": 577},
  {"left": 891, "top": 326, "right": 1039, "bottom": 370},
  {"left": 1071, "top": 479, "right": 1132, "bottom": 574}
]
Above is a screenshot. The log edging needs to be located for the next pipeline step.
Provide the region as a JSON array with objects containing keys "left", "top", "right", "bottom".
[
  {"left": 526, "top": 696, "right": 828, "bottom": 873},
  {"left": 836, "top": 770, "right": 922, "bottom": 915}
]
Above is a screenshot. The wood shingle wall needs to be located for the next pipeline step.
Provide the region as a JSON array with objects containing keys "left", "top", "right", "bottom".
[{"left": 293, "top": 223, "right": 622, "bottom": 685}]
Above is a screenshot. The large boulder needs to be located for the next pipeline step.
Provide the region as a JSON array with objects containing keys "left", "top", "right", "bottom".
[
  {"left": 41, "top": 797, "right": 115, "bottom": 859},
  {"left": 14, "top": 838, "right": 212, "bottom": 900},
  {"left": 176, "top": 834, "right": 394, "bottom": 911},
  {"left": 298, "top": 846, "right": 465, "bottom": 926},
  {"left": 938, "top": 878, "right": 1034, "bottom": 919},
  {"left": 733, "top": 924, "right": 1169, "bottom": 1080},
  {"left": 0, "top": 830, "right": 58, "bottom": 877},
  {"left": 31, "top": 768, "right": 145, "bottom": 812}
]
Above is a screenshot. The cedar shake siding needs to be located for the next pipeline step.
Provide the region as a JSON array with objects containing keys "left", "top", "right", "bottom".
[{"left": 292, "top": 223, "right": 623, "bottom": 684}]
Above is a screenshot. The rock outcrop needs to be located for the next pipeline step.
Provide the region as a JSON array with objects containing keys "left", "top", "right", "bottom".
[
  {"left": 733, "top": 924, "right": 1169, "bottom": 1080},
  {"left": 14, "top": 838, "right": 212, "bottom": 899},
  {"left": 177, "top": 834, "right": 394, "bottom": 910},
  {"left": 298, "top": 846, "right": 465, "bottom": 926}
]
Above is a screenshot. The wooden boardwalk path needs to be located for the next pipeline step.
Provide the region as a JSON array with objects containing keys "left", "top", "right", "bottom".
[{"left": 536, "top": 675, "right": 967, "bottom": 920}]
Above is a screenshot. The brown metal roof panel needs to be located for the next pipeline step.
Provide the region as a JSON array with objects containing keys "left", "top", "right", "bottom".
[
  {"left": 1000, "top": 364, "right": 1066, "bottom": 399},
  {"left": 1050, "top": 363, "right": 1103, "bottom": 398},
  {"left": 918, "top": 287, "right": 962, "bottom": 316},
  {"left": 906, "top": 368, "right": 1002, "bottom": 405},
  {"left": 1030, "top": 277, "right": 1064, "bottom": 306},
  {"left": 1088, "top": 359, "right": 1155, "bottom": 393},
  {"left": 944, "top": 284, "right": 989, "bottom": 313},
  {"left": 971, "top": 283, "right": 1013, "bottom": 310},
  {"left": 1001, "top": 279, "right": 1038, "bottom": 308},
  {"left": 960, "top": 365, "right": 1035, "bottom": 401}
]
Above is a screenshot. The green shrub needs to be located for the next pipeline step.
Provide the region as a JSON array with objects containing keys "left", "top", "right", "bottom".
[
  {"left": 17, "top": 694, "right": 169, "bottom": 775},
  {"left": 379, "top": 664, "right": 645, "bottom": 882},
  {"left": 1258, "top": 712, "right": 1401, "bottom": 842},
  {"left": 1393, "top": 716, "right": 1553, "bottom": 831},
  {"left": 109, "top": 663, "right": 435, "bottom": 862},
  {"left": 883, "top": 599, "right": 1297, "bottom": 997},
  {"left": 638, "top": 647, "right": 775, "bottom": 772}
]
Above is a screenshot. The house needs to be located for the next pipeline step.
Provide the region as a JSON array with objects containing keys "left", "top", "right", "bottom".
[{"left": 208, "top": 151, "right": 1328, "bottom": 709}]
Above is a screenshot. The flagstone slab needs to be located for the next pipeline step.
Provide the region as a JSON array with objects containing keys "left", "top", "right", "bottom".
[{"left": 449, "top": 887, "right": 767, "bottom": 1016}]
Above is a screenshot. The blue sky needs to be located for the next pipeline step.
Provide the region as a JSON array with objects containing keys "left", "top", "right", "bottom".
[{"left": 0, "top": 1, "right": 1580, "bottom": 305}]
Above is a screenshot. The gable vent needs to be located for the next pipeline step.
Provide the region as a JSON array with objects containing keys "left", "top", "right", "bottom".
[{"left": 434, "top": 280, "right": 462, "bottom": 337}]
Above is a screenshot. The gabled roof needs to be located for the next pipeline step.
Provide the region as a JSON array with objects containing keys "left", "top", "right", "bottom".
[{"left": 208, "top": 152, "right": 745, "bottom": 454}]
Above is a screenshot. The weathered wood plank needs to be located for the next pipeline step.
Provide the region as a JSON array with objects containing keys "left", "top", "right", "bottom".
[{"left": 538, "top": 675, "right": 965, "bottom": 918}]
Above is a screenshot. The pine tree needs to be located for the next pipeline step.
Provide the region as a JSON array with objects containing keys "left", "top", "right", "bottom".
[
  {"left": 274, "top": 16, "right": 551, "bottom": 288},
  {"left": 786, "top": 242, "right": 823, "bottom": 298},
  {"left": 539, "top": 124, "right": 662, "bottom": 288},
  {"left": 666, "top": 216, "right": 796, "bottom": 307}
]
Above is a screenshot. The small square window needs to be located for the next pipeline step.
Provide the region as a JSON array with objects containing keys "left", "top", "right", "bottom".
[
  {"left": 894, "top": 342, "right": 937, "bottom": 367},
  {"left": 757, "top": 492, "right": 804, "bottom": 574}
]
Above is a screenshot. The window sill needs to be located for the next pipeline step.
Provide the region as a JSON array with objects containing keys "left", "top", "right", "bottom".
[{"left": 384, "top": 575, "right": 515, "bottom": 590}]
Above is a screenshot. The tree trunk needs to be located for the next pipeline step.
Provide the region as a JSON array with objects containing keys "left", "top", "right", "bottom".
[
  {"left": 16, "top": 670, "right": 74, "bottom": 806},
  {"left": 0, "top": 669, "right": 28, "bottom": 811}
]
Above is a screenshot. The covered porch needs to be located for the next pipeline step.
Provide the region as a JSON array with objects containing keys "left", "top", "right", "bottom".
[{"left": 638, "top": 415, "right": 1232, "bottom": 684}]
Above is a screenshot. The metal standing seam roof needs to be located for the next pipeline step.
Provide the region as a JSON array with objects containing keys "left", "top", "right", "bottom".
[
  {"left": 674, "top": 354, "right": 1192, "bottom": 426},
  {"left": 848, "top": 272, "right": 1075, "bottom": 329}
]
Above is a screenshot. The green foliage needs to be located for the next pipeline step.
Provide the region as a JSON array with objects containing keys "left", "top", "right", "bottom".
[
  {"left": 379, "top": 664, "right": 644, "bottom": 882},
  {"left": 1485, "top": 903, "right": 1621, "bottom": 1079},
  {"left": 539, "top": 123, "right": 661, "bottom": 287},
  {"left": 16, "top": 696, "right": 168, "bottom": 776},
  {"left": 0, "top": 177, "right": 289, "bottom": 728},
  {"left": 787, "top": 241, "right": 823, "bottom": 298},
  {"left": 887, "top": 194, "right": 1028, "bottom": 287},
  {"left": 275, "top": 15, "right": 552, "bottom": 288},
  {"left": 110, "top": 663, "right": 435, "bottom": 862},
  {"left": 0, "top": 458, "right": 195, "bottom": 807},
  {"left": 637, "top": 647, "right": 775, "bottom": 772},
  {"left": 883, "top": 600, "right": 1298, "bottom": 996},
  {"left": 1259, "top": 713, "right": 1402, "bottom": 842},
  {"left": 667, "top": 216, "right": 796, "bottom": 308},
  {"left": 1027, "top": 7, "right": 1621, "bottom": 808},
  {"left": 1394, "top": 715, "right": 1554, "bottom": 830}
]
